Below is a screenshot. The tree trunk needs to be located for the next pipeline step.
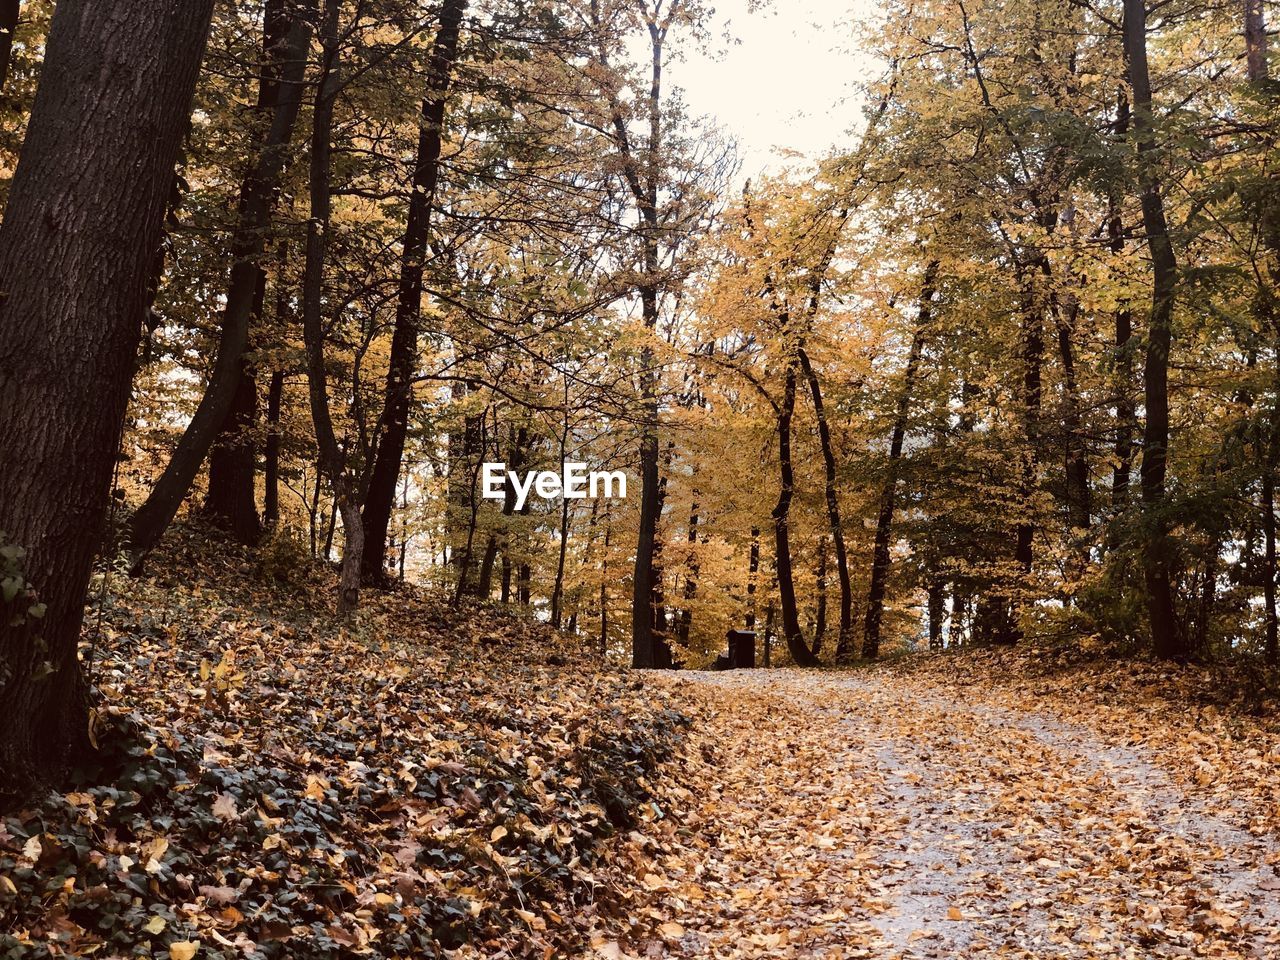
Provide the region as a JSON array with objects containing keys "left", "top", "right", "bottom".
[
  {"left": 263, "top": 241, "right": 291, "bottom": 529},
  {"left": 813, "top": 535, "right": 828, "bottom": 654},
  {"left": 0, "top": 0, "right": 19, "bottom": 96},
  {"left": 128, "top": 0, "right": 313, "bottom": 570},
  {"left": 302, "top": 0, "right": 362, "bottom": 614},
  {"left": 476, "top": 534, "right": 498, "bottom": 598},
  {"left": 773, "top": 362, "right": 820, "bottom": 666},
  {"left": 361, "top": 0, "right": 467, "bottom": 584},
  {"left": 927, "top": 579, "right": 946, "bottom": 650},
  {"left": 625, "top": 17, "right": 669, "bottom": 670},
  {"left": 498, "top": 426, "right": 526, "bottom": 603},
  {"left": 745, "top": 528, "right": 759, "bottom": 630},
  {"left": 1264, "top": 450, "right": 1278, "bottom": 665},
  {"left": 1013, "top": 270, "right": 1043, "bottom": 605},
  {"left": 797, "top": 347, "right": 853, "bottom": 659},
  {"left": 763, "top": 598, "right": 775, "bottom": 667},
  {"left": 600, "top": 512, "right": 612, "bottom": 657},
  {"left": 0, "top": 0, "right": 214, "bottom": 800},
  {"left": 1124, "top": 0, "right": 1184, "bottom": 659},
  {"left": 1055, "top": 297, "right": 1092, "bottom": 539},
  {"left": 863, "top": 261, "right": 937, "bottom": 659},
  {"left": 263, "top": 368, "right": 285, "bottom": 527},
  {"left": 632, "top": 289, "right": 662, "bottom": 666},
  {"left": 203, "top": 271, "right": 264, "bottom": 542},
  {"left": 551, "top": 496, "right": 571, "bottom": 628},
  {"left": 323, "top": 489, "right": 338, "bottom": 561},
  {"left": 1245, "top": 0, "right": 1268, "bottom": 84},
  {"left": 675, "top": 501, "right": 699, "bottom": 649}
]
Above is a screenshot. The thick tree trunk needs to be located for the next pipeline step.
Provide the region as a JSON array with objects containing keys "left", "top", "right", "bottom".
[
  {"left": 361, "top": 0, "right": 467, "bottom": 584},
  {"left": 863, "top": 262, "right": 936, "bottom": 659},
  {"left": 1124, "top": 0, "right": 1184, "bottom": 659},
  {"left": 302, "top": 0, "right": 362, "bottom": 615},
  {"left": 128, "top": 0, "right": 313, "bottom": 569},
  {"left": 0, "top": 0, "right": 214, "bottom": 800},
  {"left": 797, "top": 347, "right": 853, "bottom": 659}
]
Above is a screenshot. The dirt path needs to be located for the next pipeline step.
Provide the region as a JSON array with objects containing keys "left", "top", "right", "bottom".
[{"left": 606, "top": 670, "right": 1280, "bottom": 960}]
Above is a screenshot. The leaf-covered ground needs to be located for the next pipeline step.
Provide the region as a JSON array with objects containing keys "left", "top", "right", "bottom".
[
  {"left": 9, "top": 533, "right": 1280, "bottom": 960},
  {"left": 590, "top": 656, "right": 1280, "bottom": 959},
  {"left": 0, "top": 529, "right": 687, "bottom": 959}
]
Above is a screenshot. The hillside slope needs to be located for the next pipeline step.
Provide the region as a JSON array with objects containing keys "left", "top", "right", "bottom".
[{"left": 1, "top": 528, "right": 687, "bottom": 959}]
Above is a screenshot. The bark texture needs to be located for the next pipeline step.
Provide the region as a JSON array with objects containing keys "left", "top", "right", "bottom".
[{"left": 0, "top": 0, "right": 214, "bottom": 800}]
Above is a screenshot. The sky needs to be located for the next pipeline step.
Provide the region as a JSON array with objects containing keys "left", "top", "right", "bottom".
[{"left": 671, "top": 0, "right": 885, "bottom": 180}]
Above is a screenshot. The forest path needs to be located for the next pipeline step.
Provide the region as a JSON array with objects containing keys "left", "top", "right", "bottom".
[{"left": 622, "top": 670, "right": 1280, "bottom": 960}]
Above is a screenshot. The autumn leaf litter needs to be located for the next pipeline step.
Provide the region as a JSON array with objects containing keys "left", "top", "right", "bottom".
[
  {"left": 588, "top": 657, "right": 1280, "bottom": 959},
  {"left": 0, "top": 529, "right": 687, "bottom": 959},
  {"left": 6, "top": 534, "right": 1280, "bottom": 960}
]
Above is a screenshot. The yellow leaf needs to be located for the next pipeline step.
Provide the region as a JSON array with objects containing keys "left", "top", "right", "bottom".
[
  {"left": 658, "top": 921, "right": 685, "bottom": 939},
  {"left": 143, "top": 916, "right": 166, "bottom": 935},
  {"left": 169, "top": 942, "right": 200, "bottom": 960},
  {"left": 947, "top": 906, "right": 963, "bottom": 921},
  {"left": 490, "top": 825, "right": 508, "bottom": 843}
]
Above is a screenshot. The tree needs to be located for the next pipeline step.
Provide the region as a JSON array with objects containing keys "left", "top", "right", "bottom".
[
  {"left": 360, "top": 0, "right": 467, "bottom": 585},
  {"left": 0, "top": 0, "right": 214, "bottom": 797},
  {"left": 863, "top": 261, "right": 937, "bottom": 659},
  {"left": 302, "top": 0, "right": 365, "bottom": 614},
  {"left": 127, "top": 0, "right": 314, "bottom": 568},
  {"left": 1123, "top": 0, "right": 1184, "bottom": 659},
  {"left": 580, "top": 0, "right": 721, "bottom": 668}
]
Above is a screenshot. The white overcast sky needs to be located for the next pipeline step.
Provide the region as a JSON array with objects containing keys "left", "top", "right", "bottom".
[{"left": 671, "top": 0, "right": 884, "bottom": 179}]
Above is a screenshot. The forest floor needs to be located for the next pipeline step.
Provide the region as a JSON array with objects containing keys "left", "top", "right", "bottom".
[
  {"left": 7, "top": 530, "right": 1280, "bottom": 960},
  {"left": 1, "top": 526, "right": 690, "bottom": 960},
  {"left": 593, "top": 654, "right": 1280, "bottom": 960}
]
